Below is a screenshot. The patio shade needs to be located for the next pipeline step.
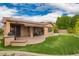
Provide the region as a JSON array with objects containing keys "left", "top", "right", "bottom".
[{"left": 23, "top": 23, "right": 45, "bottom": 27}]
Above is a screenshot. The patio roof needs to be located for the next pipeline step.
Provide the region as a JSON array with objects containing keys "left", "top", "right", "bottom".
[{"left": 2, "top": 17, "right": 53, "bottom": 27}]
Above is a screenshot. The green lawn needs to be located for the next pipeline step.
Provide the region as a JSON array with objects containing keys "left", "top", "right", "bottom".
[{"left": 0, "top": 35, "right": 79, "bottom": 55}]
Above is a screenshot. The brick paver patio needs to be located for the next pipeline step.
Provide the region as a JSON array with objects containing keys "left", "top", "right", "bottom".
[{"left": 14, "top": 32, "right": 54, "bottom": 44}]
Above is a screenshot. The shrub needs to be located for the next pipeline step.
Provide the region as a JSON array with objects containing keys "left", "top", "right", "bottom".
[
  {"left": 67, "top": 28, "right": 74, "bottom": 33},
  {"left": 0, "top": 28, "right": 3, "bottom": 35},
  {"left": 53, "top": 24, "right": 58, "bottom": 33}
]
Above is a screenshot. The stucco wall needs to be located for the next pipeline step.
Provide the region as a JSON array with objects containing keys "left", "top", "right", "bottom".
[
  {"left": 4, "top": 36, "right": 14, "bottom": 46},
  {"left": 21, "top": 26, "right": 30, "bottom": 37}
]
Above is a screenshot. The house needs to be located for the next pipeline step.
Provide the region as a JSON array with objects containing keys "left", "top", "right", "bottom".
[{"left": 2, "top": 17, "right": 53, "bottom": 46}]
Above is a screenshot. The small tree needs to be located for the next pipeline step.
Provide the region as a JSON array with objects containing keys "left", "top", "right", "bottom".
[
  {"left": 56, "top": 16, "right": 72, "bottom": 29},
  {"left": 74, "top": 19, "right": 79, "bottom": 34},
  {"left": 53, "top": 24, "right": 58, "bottom": 33}
]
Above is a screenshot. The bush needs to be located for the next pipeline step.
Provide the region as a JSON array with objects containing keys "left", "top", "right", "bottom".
[
  {"left": 53, "top": 24, "right": 58, "bottom": 33},
  {"left": 67, "top": 28, "right": 74, "bottom": 33},
  {"left": 0, "top": 28, "right": 3, "bottom": 35}
]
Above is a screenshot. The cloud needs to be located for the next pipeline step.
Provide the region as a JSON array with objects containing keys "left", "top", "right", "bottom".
[
  {"left": 0, "top": 3, "right": 78, "bottom": 24},
  {"left": 13, "top": 11, "right": 63, "bottom": 23},
  {"left": 49, "top": 3, "right": 79, "bottom": 14},
  {"left": 0, "top": 6, "right": 17, "bottom": 27},
  {"left": 14, "top": 3, "right": 77, "bottom": 23},
  {"left": 0, "top": 6, "right": 16, "bottom": 23},
  {"left": 31, "top": 11, "right": 62, "bottom": 22},
  {"left": 10, "top": 3, "right": 54, "bottom": 16},
  {"left": 0, "top": 6, "right": 16, "bottom": 17}
]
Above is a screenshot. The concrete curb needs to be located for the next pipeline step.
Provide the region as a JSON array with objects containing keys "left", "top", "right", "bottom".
[{"left": 0, "top": 51, "right": 49, "bottom": 56}]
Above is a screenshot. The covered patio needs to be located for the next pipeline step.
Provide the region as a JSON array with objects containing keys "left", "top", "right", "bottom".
[
  {"left": 3, "top": 17, "right": 53, "bottom": 46},
  {"left": 11, "top": 32, "right": 54, "bottom": 46}
]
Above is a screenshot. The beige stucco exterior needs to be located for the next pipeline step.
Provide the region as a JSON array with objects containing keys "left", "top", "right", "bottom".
[
  {"left": 2, "top": 17, "right": 53, "bottom": 46},
  {"left": 4, "top": 36, "right": 14, "bottom": 46}
]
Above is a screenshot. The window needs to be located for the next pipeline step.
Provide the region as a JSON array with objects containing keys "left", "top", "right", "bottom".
[{"left": 48, "top": 27, "right": 52, "bottom": 32}]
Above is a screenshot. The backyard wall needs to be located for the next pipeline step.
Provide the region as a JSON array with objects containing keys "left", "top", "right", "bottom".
[{"left": 58, "top": 29, "right": 68, "bottom": 33}]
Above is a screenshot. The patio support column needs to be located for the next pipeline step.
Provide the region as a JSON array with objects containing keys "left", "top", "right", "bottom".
[
  {"left": 44, "top": 27, "right": 48, "bottom": 35},
  {"left": 30, "top": 27, "right": 33, "bottom": 38},
  {"left": 4, "top": 21, "right": 13, "bottom": 46},
  {"left": 4, "top": 22, "right": 10, "bottom": 36}
]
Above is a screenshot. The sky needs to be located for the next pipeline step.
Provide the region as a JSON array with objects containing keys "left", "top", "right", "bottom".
[{"left": 0, "top": 3, "right": 79, "bottom": 24}]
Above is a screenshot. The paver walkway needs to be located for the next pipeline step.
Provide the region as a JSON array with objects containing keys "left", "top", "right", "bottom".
[
  {"left": 15, "top": 33, "right": 64, "bottom": 44},
  {"left": 16, "top": 32, "right": 54, "bottom": 44}
]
